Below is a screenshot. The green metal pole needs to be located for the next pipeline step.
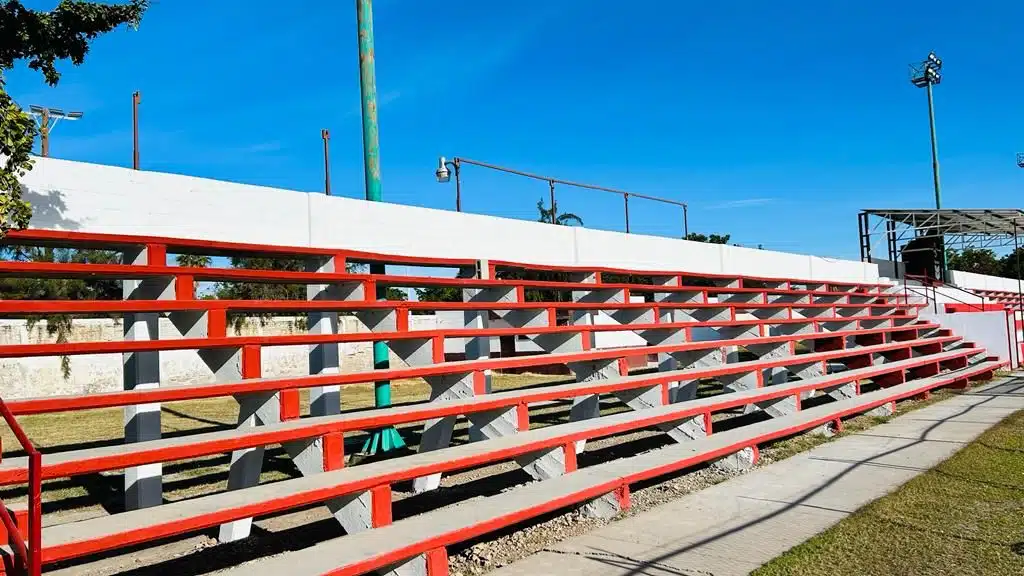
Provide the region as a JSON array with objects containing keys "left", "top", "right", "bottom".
[
  {"left": 926, "top": 82, "right": 941, "bottom": 210},
  {"left": 926, "top": 81, "right": 949, "bottom": 281},
  {"left": 356, "top": 0, "right": 404, "bottom": 454}
]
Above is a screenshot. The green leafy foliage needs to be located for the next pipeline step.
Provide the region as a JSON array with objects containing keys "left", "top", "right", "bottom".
[
  {"left": 175, "top": 254, "right": 212, "bottom": 268},
  {"left": 414, "top": 285, "right": 461, "bottom": 303},
  {"left": 0, "top": 80, "right": 34, "bottom": 235},
  {"left": 944, "top": 248, "right": 1001, "bottom": 276},
  {"left": 1000, "top": 247, "right": 1024, "bottom": 281},
  {"left": 0, "top": 0, "right": 148, "bottom": 237},
  {"left": 942, "top": 247, "right": 1024, "bottom": 282},
  {"left": 685, "top": 232, "right": 731, "bottom": 244},
  {"left": 537, "top": 198, "right": 583, "bottom": 226}
]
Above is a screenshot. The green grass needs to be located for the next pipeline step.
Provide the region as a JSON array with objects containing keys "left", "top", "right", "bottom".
[{"left": 754, "top": 409, "right": 1024, "bottom": 576}]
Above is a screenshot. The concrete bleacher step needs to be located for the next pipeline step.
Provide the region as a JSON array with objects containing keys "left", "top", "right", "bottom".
[
  {"left": 29, "top": 348, "right": 984, "bottom": 565},
  {"left": 0, "top": 335, "right": 961, "bottom": 484},
  {"left": 212, "top": 361, "right": 1004, "bottom": 576}
]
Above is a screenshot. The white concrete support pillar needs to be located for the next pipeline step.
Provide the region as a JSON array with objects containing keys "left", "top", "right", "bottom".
[
  {"left": 277, "top": 439, "right": 406, "bottom": 576},
  {"left": 218, "top": 382, "right": 280, "bottom": 542},
  {"left": 614, "top": 386, "right": 707, "bottom": 442},
  {"left": 412, "top": 370, "right": 570, "bottom": 493},
  {"left": 669, "top": 347, "right": 725, "bottom": 402},
  {"left": 569, "top": 271, "right": 602, "bottom": 343},
  {"left": 122, "top": 244, "right": 172, "bottom": 511},
  {"left": 650, "top": 276, "right": 700, "bottom": 403},
  {"left": 464, "top": 260, "right": 493, "bottom": 442},
  {"left": 410, "top": 371, "right": 475, "bottom": 493},
  {"left": 717, "top": 324, "right": 763, "bottom": 394},
  {"left": 307, "top": 255, "right": 343, "bottom": 417},
  {"left": 567, "top": 358, "right": 620, "bottom": 453}
]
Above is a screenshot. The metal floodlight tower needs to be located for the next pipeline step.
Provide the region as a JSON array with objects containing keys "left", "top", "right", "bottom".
[
  {"left": 28, "top": 105, "right": 83, "bottom": 157},
  {"left": 909, "top": 51, "right": 943, "bottom": 209},
  {"left": 909, "top": 51, "right": 947, "bottom": 280},
  {"left": 1017, "top": 152, "right": 1024, "bottom": 168}
]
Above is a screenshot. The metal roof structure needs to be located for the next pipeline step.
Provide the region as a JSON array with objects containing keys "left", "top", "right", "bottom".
[{"left": 859, "top": 209, "right": 1024, "bottom": 258}]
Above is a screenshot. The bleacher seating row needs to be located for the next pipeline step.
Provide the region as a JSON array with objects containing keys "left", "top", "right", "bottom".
[{"left": 0, "top": 229, "right": 1004, "bottom": 576}]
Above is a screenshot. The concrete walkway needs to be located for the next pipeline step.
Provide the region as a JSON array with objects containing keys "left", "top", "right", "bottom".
[{"left": 490, "top": 377, "right": 1024, "bottom": 576}]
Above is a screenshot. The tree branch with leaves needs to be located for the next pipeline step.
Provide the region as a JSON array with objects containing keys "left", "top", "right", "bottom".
[
  {"left": 0, "top": 0, "right": 148, "bottom": 235},
  {"left": 0, "top": 1, "right": 148, "bottom": 378}
]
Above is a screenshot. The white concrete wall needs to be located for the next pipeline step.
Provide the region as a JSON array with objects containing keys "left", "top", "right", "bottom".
[
  {"left": 949, "top": 270, "right": 1024, "bottom": 295},
  {"left": 20, "top": 157, "right": 882, "bottom": 283},
  {"left": 9, "top": 157, "right": 895, "bottom": 399},
  {"left": 917, "top": 309, "right": 1017, "bottom": 366}
]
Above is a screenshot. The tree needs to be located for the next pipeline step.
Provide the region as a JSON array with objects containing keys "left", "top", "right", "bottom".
[
  {"left": 215, "top": 257, "right": 407, "bottom": 330},
  {"left": 1000, "top": 248, "right": 1024, "bottom": 281},
  {"left": 176, "top": 254, "right": 212, "bottom": 267},
  {"left": 0, "top": 0, "right": 148, "bottom": 236},
  {"left": 537, "top": 198, "right": 583, "bottom": 226},
  {"left": 945, "top": 248, "right": 1001, "bottom": 276},
  {"left": 685, "top": 232, "right": 731, "bottom": 244},
  {"left": 415, "top": 285, "right": 461, "bottom": 303}
]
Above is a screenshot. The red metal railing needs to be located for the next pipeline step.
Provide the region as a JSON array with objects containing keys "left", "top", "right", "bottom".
[{"left": 0, "top": 398, "right": 41, "bottom": 576}]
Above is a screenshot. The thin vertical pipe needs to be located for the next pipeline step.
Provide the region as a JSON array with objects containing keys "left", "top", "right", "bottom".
[
  {"left": 132, "top": 91, "right": 140, "bottom": 170},
  {"left": 623, "top": 193, "right": 630, "bottom": 233},
  {"left": 28, "top": 451, "right": 41, "bottom": 576},
  {"left": 322, "top": 129, "right": 331, "bottom": 196},
  {"left": 548, "top": 180, "right": 556, "bottom": 224},
  {"left": 1015, "top": 225, "right": 1022, "bottom": 365},
  {"left": 683, "top": 205, "right": 689, "bottom": 238},
  {"left": 454, "top": 159, "right": 462, "bottom": 212}
]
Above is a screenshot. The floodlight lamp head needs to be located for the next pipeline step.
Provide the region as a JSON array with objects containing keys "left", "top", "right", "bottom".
[
  {"left": 435, "top": 156, "right": 451, "bottom": 183},
  {"left": 29, "top": 105, "right": 43, "bottom": 115},
  {"left": 66, "top": 111, "right": 83, "bottom": 120},
  {"left": 1017, "top": 152, "right": 1024, "bottom": 168}
]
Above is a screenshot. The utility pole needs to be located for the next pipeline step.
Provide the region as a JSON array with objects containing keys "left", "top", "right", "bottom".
[
  {"left": 322, "top": 129, "right": 331, "bottom": 196},
  {"left": 40, "top": 108, "right": 50, "bottom": 157},
  {"left": 132, "top": 91, "right": 141, "bottom": 170},
  {"left": 28, "top": 105, "right": 83, "bottom": 158}
]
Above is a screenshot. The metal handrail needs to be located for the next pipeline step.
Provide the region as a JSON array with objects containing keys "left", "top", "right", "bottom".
[
  {"left": 903, "top": 274, "right": 986, "bottom": 312},
  {"left": 0, "top": 398, "right": 41, "bottom": 576}
]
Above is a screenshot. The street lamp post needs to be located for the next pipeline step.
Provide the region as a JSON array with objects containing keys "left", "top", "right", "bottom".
[
  {"left": 28, "top": 106, "right": 83, "bottom": 157},
  {"left": 434, "top": 156, "right": 462, "bottom": 211},
  {"left": 355, "top": 0, "right": 404, "bottom": 454}
]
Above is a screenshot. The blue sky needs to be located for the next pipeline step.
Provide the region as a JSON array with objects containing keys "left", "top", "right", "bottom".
[{"left": 7, "top": 0, "right": 1024, "bottom": 260}]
